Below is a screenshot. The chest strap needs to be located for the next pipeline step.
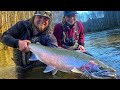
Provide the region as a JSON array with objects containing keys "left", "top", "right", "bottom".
[{"left": 61, "top": 21, "right": 79, "bottom": 48}]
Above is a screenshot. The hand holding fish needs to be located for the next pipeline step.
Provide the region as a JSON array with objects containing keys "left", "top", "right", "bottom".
[
  {"left": 18, "top": 40, "right": 31, "bottom": 52},
  {"left": 65, "top": 40, "right": 86, "bottom": 52},
  {"left": 67, "top": 44, "right": 86, "bottom": 52},
  {"left": 78, "top": 45, "right": 86, "bottom": 52}
]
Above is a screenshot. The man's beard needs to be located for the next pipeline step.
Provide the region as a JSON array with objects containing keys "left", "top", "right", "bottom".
[{"left": 36, "top": 23, "right": 48, "bottom": 33}]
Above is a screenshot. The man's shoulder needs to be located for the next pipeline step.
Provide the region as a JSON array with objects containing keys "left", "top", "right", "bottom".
[
  {"left": 19, "top": 19, "right": 32, "bottom": 30},
  {"left": 76, "top": 21, "right": 84, "bottom": 27},
  {"left": 15, "top": 20, "right": 29, "bottom": 26},
  {"left": 76, "top": 21, "right": 83, "bottom": 24},
  {"left": 13, "top": 19, "right": 32, "bottom": 31},
  {"left": 22, "top": 19, "right": 31, "bottom": 26},
  {"left": 54, "top": 22, "right": 62, "bottom": 27}
]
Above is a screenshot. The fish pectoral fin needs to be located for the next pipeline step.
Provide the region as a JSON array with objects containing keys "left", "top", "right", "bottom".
[
  {"left": 71, "top": 67, "right": 83, "bottom": 74},
  {"left": 29, "top": 53, "right": 39, "bottom": 61},
  {"left": 43, "top": 65, "right": 55, "bottom": 73},
  {"left": 52, "top": 69, "right": 58, "bottom": 75}
]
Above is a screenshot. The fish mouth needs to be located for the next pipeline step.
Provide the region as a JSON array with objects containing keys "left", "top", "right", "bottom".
[
  {"left": 90, "top": 70, "right": 116, "bottom": 79},
  {"left": 80, "top": 61, "right": 116, "bottom": 79}
]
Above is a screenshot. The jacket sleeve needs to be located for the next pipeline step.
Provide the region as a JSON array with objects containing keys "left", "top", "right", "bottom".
[
  {"left": 78, "top": 21, "right": 85, "bottom": 46},
  {"left": 53, "top": 23, "right": 62, "bottom": 47},
  {"left": 1, "top": 21, "right": 25, "bottom": 48}
]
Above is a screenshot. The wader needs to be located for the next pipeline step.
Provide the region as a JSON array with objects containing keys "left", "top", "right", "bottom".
[
  {"left": 61, "top": 22, "right": 93, "bottom": 56},
  {"left": 12, "top": 25, "right": 46, "bottom": 79},
  {"left": 13, "top": 48, "right": 46, "bottom": 79}
]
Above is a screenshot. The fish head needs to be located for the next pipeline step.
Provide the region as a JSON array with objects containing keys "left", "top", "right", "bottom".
[
  {"left": 80, "top": 61, "right": 117, "bottom": 79},
  {"left": 90, "top": 69, "right": 116, "bottom": 79}
]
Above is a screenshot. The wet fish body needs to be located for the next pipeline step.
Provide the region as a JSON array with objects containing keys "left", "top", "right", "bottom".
[{"left": 28, "top": 43, "right": 116, "bottom": 79}]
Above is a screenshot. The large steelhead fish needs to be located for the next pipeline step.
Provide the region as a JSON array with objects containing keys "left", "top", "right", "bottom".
[{"left": 28, "top": 43, "right": 116, "bottom": 79}]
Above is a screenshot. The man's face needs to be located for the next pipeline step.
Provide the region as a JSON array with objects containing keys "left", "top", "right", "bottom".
[
  {"left": 65, "top": 14, "right": 76, "bottom": 25},
  {"left": 34, "top": 15, "right": 49, "bottom": 32}
]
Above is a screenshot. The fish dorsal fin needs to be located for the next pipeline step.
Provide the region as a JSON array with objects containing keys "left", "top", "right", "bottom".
[
  {"left": 43, "top": 65, "right": 55, "bottom": 73},
  {"left": 29, "top": 53, "right": 39, "bottom": 61},
  {"left": 71, "top": 67, "right": 83, "bottom": 74},
  {"left": 52, "top": 69, "right": 58, "bottom": 75}
]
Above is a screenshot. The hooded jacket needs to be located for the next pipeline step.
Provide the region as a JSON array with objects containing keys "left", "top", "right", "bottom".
[
  {"left": 1, "top": 17, "right": 58, "bottom": 69},
  {"left": 1, "top": 17, "right": 58, "bottom": 48},
  {"left": 53, "top": 21, "right": 84, "bottom": 48}
]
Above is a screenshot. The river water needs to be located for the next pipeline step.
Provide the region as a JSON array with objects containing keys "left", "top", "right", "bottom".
[
  {"left": 0, "top": 29, "right": 120, "bottom": 79},
  {"left": 85, "top": 29, "right": 120, "bottom": 77}
]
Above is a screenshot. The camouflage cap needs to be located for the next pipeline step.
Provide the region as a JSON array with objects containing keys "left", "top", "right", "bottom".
[{"left": 34, "top": 11, "right": 52, "bottom": 19}]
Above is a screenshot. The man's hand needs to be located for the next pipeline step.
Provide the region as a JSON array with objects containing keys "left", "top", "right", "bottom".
[
  {"left": 18, "top": 40, "right": 31, "bottom": 52},
  {"left": 67, "top": 45, "right": 86, "bottom": 52},
  {"left": 78, "top": 45, "right": 86, "bottom": 52},
  {"left": 58, "top": 46, "right": 64, "bottom": 49}
]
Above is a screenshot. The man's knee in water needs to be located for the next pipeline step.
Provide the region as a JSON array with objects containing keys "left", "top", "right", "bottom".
[{"left": 16, "top": 61, "right": 46, "bottom": 74}]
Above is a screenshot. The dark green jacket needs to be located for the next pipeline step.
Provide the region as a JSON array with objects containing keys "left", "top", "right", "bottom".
[
  {"left": 1, "top": 19, "right": 58, "bottom": 48},
  {"left": 1, "top": 18, "right": 58, "bottom": 69}
]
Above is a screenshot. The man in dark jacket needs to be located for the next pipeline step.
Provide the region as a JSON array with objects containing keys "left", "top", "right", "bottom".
[{"left": 1, "top": 11, "right": 58, "bottom": 78}]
